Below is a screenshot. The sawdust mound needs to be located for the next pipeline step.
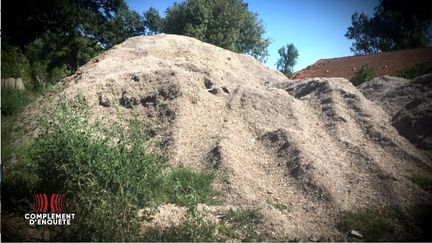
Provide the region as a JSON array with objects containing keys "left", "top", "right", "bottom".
[
  {"left": 23, "top": 34, "right": 432, "bottom": 240},
  {"left": 359, "top": 74, "right": 432, "bottom": 151}
]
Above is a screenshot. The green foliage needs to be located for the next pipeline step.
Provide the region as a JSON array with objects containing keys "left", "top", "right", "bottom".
[
  {"left": 397, "top": 62, "right": 432, "bottom": 79},
  {"left": 162, "top": 0, "right": 270, "bottom": 61},
  {"left": 408, "top": 175, "right": 432, "bottom": 192},
  {"left": 159, "top": 167, "right": 220, "bottom": 207},
  {"left": 339, "top": 208, "right": 394, "bottom": 241},
  {"left": 2, "top": 0, "right": 143, "bottom": 86},
  {"left": 1, "top": 45, "right": 32, "bottom": 82},
  {"left": 222, "top": 207, "right": 263, "bottom": 241},
  {"left": 27, "top": 96, "right": 163, "bottom": 241},
  {"left": 103, "top": 6, "right": 144, "bottom": 48},
  {"left": 143, "top": 207, "right": 263, "bottom": 241},
  {"left": 143, "top": 7, "right": 162, "bottom": 34},
  {"left": 346, "top": 0, "right": 432, "bottom": 54},
  {"left": 1, "top": 89, "right": 34, "bottom": 116},
  {"left": 350, "top": 64, "right": 375, "bottom": 86},
  {"left": 269, "top": 201, "right": 292, "bottom": 211},
  {"left": 276, "top": 43, "right": 299, "bottom": 77}
]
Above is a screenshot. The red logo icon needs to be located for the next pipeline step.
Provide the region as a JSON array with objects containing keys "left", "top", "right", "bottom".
[{"left": 33, "top": 193, "right": 65, "bottom": 213}]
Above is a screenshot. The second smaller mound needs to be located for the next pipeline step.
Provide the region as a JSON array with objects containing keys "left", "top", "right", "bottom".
[{"left": 359, "top": 74, "right": 432, "bottom": 151}]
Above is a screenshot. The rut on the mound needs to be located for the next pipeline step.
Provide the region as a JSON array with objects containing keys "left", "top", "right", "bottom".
[{"left": 20, "top": 34, "right": 432, "bottom": 241}]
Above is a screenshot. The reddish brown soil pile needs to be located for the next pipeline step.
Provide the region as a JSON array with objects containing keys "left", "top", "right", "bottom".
[{"left": 293, "top": 48, "right": 432, "bottom": 80}]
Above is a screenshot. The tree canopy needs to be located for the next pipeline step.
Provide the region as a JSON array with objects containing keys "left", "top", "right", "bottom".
[
  {"left": 159, "top": 0, "right": 270, "bottom": 61},
  {"left": 276, "top": 44, "right": 299, "bottom": 77},
  {"left": 346, "top": 0, "right": 432, "bottom": 55},
  {"left": 2, "top": 0, "right": 143, "bottom": 85}
]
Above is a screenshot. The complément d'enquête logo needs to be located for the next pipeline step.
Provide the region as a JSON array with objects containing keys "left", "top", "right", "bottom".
[{"left": 24, "top": 193, "right": 75, "bottom": 225}]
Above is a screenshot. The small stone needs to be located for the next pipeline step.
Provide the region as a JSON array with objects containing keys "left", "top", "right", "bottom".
[
  {"left": 131, "top": 74, "right": 140, "bottom": 82},
  {"left": 208, "top": 88, "right": 219, "bottom": 95},
  {"left": 350, "top": 230, "right": 363, "bottom": 238},
  {"left": 120, "top": 91, "right": 136, "bottom": 108},
  {"left": 99, "top": 94, "right": 111, "bottom": 107},
  {"left": 204, "top": 78, "right": 213, "bottom": 89},
  {"left": 222, "top": 86, "right": 229, "bottom": 94}
]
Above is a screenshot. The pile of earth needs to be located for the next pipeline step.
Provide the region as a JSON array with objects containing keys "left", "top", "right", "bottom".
[
  {"left": 8, "top": 34, "right": 432, "bottom": 241},
  {"left": 359, "top": 74, "right": 432, "bottom": 151}
]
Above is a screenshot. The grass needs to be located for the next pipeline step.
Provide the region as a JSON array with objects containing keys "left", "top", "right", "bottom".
[
  {"left": 221, "top": 207, "right": 263, "bottom": 241},
  {"left": 268, "top": 200, "right": 292, "bottom": 211},
  {"left": 339, "top": 208, "right": 394, "bottom": 241},
  {"left": 158, "top": 167, "right": 220, "bottom": 207},
  {"left": 142, "top": 207, "right": 263, "bottom": 241},
  {"left": 407, "top": 175, "right": 432, "bottom": 192}
]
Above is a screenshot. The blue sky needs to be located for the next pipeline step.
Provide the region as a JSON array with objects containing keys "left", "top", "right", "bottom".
[{"left": 126, "top": 0, "right": 379, "bottom": 71}]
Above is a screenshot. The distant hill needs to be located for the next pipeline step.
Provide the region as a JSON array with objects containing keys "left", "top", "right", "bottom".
[{"left": 293, "top": 48, "right": 432, "bottom": 80}]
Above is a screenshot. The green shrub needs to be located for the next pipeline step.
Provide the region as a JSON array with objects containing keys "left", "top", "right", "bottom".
[
  {"left": 159, "top": 167, "right": 220, "bottom": 207},
  {"left": 350, "top": 64, "right": 375, "bottom": 86},
  {"left": 1, "top": 89, "right": 34, "bottom": 116},
  {"left": 28, "top": 95, "right": 163, "bottom": 241},
  {"left": 397, "top": 62, "right": 432, "bottom": 79}
]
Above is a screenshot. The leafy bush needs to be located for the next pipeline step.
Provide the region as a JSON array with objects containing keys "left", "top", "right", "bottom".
[
  {"left": 397, "top": 62, "right": 432, "bottom": 79},
  {"left": 159, "top": 168, "right": 220, "bottom": 207},
  {"left": 1, "top": 89, "right": 34, "bottom": 116},
  {"left": 28, "top": 95, "right": 163, "bottom": 241},
  {"left": 350, "top": 64, "right": 375, "bottom": 86}
]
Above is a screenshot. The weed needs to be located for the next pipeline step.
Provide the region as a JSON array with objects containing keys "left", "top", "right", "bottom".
[
  {"left": 159, "top": 167, "right": 220, "bottom": 207},
  {"left": 1, "top": 89, "right": 34, "bottom": 116},
  {"left": 339, "top": 208, "right": 394, "bottom": 241},
  {"left": 143, "top": 207, "right": 263, "bottom": 241},
  {"left": 269, "top": 201, "right": 291, "bottom": 211},
  {"left": 143, "top": 209, "right": 221, "bottom": 242},
  {"left": 350, "top": 64, "right": 375, "bottom": 86},
  {"left": 24, "top": 95, "right": 163, "bottom": 241},
  {"left": 221, "top": 207, "right": 263, "bottom": 241},
  {"left": 407, "top": 175, "right": 432, "bottom": 192}
]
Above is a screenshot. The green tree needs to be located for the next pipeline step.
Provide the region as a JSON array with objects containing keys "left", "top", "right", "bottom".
[
  {"left": 160, "top": 0, "right": 270, "bottom": 61},
  {"left": 276, "top": 44, "right": 299, "bottom": 77},
  {"left": 143, "top": 7, "right": 162, "bottom": 35},
  {"left": 346, "top": 0, "right": 432, "bottom": 54},
  {"left": 2, "top": 0, "right": 144, "bottom": 86}
]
